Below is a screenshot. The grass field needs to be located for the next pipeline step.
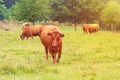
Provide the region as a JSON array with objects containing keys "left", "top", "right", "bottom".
[{"left": 0, "top": 25, "right": 120, "bottom": 80}]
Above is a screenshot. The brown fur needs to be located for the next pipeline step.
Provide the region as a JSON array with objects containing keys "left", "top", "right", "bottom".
[
  {"left": 20, "top": 23, "right": 43, "bottom": 40},
  {"left": 40, "top": 25, "right": 64, "bottom": 64},
  {"left": 82, "top": 24, "right": 89, "bottom": 34},
  {"left": 82, "top": 24, "right": 99, "bottom": 34}
]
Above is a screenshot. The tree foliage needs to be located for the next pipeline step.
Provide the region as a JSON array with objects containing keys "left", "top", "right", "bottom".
[
  {"left": 79, "top": 0, "right": 104, "bottom": 23},
  {"left": 13, "top": 0, "right": 51, "bottom": 25},
  {"left": 50, "top": 0, "right": 104, "bottom": 31},
  {"left": 100, "top": 0, "right": 120, "bottom": 31},
  {"left": 50, "top": 0, "right": 104, "bottom": 23},
  {"left": 0, "top": 0, "right": 8, "bottom": 20},
  {"left": 50, "top": 0, "right": 81, "bottom": 23},
  {"left": 0, "top": 0, "right": 18, "bottom": 20}
]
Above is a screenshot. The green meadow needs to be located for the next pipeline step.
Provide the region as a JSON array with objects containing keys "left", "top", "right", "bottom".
[{"left": 0, "top": 25, "right": 120, "bottom": 80}]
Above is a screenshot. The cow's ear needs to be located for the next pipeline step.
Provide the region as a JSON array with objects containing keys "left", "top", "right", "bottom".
[
  {"left": 47, "top": 32, "right": 52, "bottom": 36},
  {"left": 60, "top": 33, "right": 64, "bottom": 37}
]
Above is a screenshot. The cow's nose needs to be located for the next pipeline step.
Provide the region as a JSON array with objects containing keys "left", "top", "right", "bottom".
[{"left": 52, "top": 44, "right": 57, "bottom": 47}]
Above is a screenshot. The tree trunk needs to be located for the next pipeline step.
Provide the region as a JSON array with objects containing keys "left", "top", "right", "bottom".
[
  {"left": 45, "top": 21, "right": 48, "bottom": 25},
  {"left": 32, "top": 21, "right": 35, "bottom": 25},
  {"left": 114, "top": 23, "right": 117, "bottom": 31},
  {"left": 111, "top": 24, "right": 114, "bottom": 31},
  {"left": 74, "top": 22, "right": 77, "bottom": 32},
  {"left": 73, "top": 19, "right": 77, "bottom": 32},
  {"left": 32, "top": 15, "right": 35, "bottom": 25}
]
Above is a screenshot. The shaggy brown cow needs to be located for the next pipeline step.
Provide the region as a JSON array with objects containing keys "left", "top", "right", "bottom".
[
  {"left": 20, "top": 23, "right": 43, "bottom": 40},
  {"left": 82, "top": 24, "right": 89, "bottom": 34},
  {"left": 40, "top": 25, "right": 64, "bottom": 64},
  {"left": 82, "top": 24, "right": 99, "bottom": 34},
  {"left": 88, "top": 24, "right": 99, "bottom": 34}
]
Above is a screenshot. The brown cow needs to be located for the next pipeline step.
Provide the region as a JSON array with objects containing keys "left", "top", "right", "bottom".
[
  {"left": 20, "top": 23, "right": 43, "bottom": 40},
  {"left": 40, "top": 25, "right": 64, "bottom": 64},
  {"left": 88, "top": 24, "right": 99, "bottom": 34},
  {"left": 82, "top": 24, "right": 89, "bottom": 34},
  {"left": 82, "top": 24, "right": 99, "bottom": 34}
]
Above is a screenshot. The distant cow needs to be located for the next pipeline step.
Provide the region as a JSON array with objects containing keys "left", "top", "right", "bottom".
[
  {"left": 82, "top": 24, "right": 99, "bottom": 34},
  {"left": 82, "top": 24, "right": 89, "bottom": 34},
  {"left": 88, "top": 24, "right": 99, "bottom": 34},
  {"left": 20, "top": 23, "right": 43, "bottom": 40},
  {"left": 40, "top": 25, "right": 64, "bottom": 64}
]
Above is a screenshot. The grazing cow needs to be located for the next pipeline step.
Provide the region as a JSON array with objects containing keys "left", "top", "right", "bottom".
[
  {"left": 20, "top": 23, "right": 43, "bottom": 40},
  {"left": 82, "top": 24, "right": 99, "bottom": 34},
  {"left": 40, "top": 25, "right": 64, "bottom": 64}
]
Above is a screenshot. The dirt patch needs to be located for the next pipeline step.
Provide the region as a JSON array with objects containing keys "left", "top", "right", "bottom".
[
  {"left": 0, "top": 24, "right": 10, "bottom": 31},
  {"left": 0, "top": 21, "right": 22, "bottom": 31}
]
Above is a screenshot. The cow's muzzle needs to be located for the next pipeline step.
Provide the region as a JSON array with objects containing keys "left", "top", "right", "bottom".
[
  {"left": 20, "top": 35, "right": 24, "bottom": 40},
  {"left": 52, "top": 44, "right": 57, "bottom": 47}
]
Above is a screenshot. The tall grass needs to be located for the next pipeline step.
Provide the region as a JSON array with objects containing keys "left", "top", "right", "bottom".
[{"left": 0, "top": 25, "right": 120, "bottom": 80}]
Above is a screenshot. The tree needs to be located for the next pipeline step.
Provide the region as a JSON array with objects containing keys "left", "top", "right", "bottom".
[
  {"left": 37, "top": 0, "right": 51, "bottom": 22},
  {"left": 50, "top": 0, "right": 104, "bottom": 32},
  {"left": 50, "top": 0, "right": 81, "bottom": 31},
  {"left": 100, "top": 0, "right": 120, "bottom": 31},
  {"left": 0, "top": 0, "right": 8, "bottom": 20},
  {"left": 13, "top": 0, "right": 51, "bottom": 25},
  {"left": 78, "top": 0, "right": 104, "bottom": 23}
]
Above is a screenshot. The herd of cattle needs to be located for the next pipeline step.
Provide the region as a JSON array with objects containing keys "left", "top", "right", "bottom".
[
  {"left": 82, "top": 24, "right": 99, "bottom": 34},
  {"left": 20, "top": 23, "right": 99, "bottom": 64}
]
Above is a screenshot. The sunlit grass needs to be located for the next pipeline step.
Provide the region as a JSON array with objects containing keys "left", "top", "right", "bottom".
[{"left": 0, "top": 26, "right": 120, "bottom": 80}]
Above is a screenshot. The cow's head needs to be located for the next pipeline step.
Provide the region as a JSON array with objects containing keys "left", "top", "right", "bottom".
[
  {"left": 20, "top": 34, "right": 25, "bottom": 40},
  {"left": 47, "top": 31, "right": 64, "bottom": 50},
  {"left": 20, "top": 23, "right": 30, "bottom": 40}
]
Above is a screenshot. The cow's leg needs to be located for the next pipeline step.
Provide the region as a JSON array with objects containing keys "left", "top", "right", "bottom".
[
  {"left": 27, "top": 36, "right": 29, "bottom": 39},
  {"left": 83, "top": 29, "right": 86, "bottom": 34},
  {"left": 84, "top": 30, "right": 86, "bottom": 34},
  {"left": 87, "top": 30, "right": 89, "bottom": 34},
  {"left": 31, "top": 36, "right": 33, "bottom": 39},
  {"left": 30, "top": 32, "right": 33, "bottom": 39},
  {"left": 95, "top": 29, "right": 97, "bottom": 34},
  {"left": 57, "top": 53, "right": 61, "bottom": 63},
  {"left": 57, "top": 48, "right": 62, "bottom": 63},
  {"left": 31, "top": 34, "right": 33, "bottom": 39},
  {"left": 52, "top": 54, "right": 56, "bottom": 64},
  {"left": 45, "top": 47, "right": 48, "bottom": 60}
]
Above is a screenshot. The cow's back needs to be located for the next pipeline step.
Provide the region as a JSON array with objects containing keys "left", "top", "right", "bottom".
[
  {"left": 89, "top": 24, "right": 99, "bottom": 28},
  {"left": 89, "top": 24, "right": 99, "bottom": 33},
  {"left": 30, "top": 25, "right": 43, "bottom": 36}
]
